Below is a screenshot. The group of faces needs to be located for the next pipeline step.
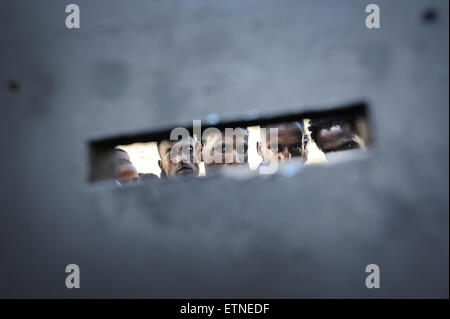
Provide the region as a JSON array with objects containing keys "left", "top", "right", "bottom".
[{"left": 113, "top": 116, "right": 363, "bottom": 183}]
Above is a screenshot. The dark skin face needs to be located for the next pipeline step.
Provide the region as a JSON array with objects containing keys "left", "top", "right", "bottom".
[
  {"left": 315, "top": 123, "right": 360, "bottom": 153},
  {"left": 202, "top": 130, "right": 248, "bottom": 168},
  {"left": 158, "top": 138, "right": 200, "bottom": 178},
  {"left": 258, "top": 123, "right": 304, "bottom": 163}
]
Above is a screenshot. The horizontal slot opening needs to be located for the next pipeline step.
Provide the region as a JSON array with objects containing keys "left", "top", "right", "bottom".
[{"left": 89, "top": 102, "right": 371, "bottom": 184}]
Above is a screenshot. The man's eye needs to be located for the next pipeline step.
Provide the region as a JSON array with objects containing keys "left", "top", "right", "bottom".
[
  {"left": 289, "top": 145, "right": 302, "bottom": 154},
  {"left": 343, "top": 142, "right": 357, "bottom": 150},
  {"left": 181, "top": 146, "right": 194, "bottom": 157},
  {"left": 236, "top": 144, "right": 248, "bottom": 155},
  {"left": 269, "top": 145, "right": 278, "bottom": 152},
  {"left": 222, "top": 144, "right": 232, "bottom": 153}
]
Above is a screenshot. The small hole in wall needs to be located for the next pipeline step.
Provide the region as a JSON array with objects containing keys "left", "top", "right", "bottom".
[
  {"left": 422, "top": 8, "right": 438, "bottom": 24},
  {"left": 7, "top": 80, "right": 20, "bottom": 92}
]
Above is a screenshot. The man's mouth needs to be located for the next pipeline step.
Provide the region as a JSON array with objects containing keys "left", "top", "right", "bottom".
[{"left": 176, "top": 164, "right": 194, "bottom": 175}]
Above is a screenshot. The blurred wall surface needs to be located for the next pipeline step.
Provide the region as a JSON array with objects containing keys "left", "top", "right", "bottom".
[{"left": 0, "top": 0, "right": 448, "bottom": 298}]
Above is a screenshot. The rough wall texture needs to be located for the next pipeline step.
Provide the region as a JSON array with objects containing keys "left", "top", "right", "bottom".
[{"left": 0, "top": 0, "right": 448, "bottom": 298}]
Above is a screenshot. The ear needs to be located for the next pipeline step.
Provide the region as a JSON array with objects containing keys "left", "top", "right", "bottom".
[
  {"left": 301, "top": 135, "right": 307, "bottom": 156},
  {"left": 158, "top": 160, "right": 167, "bottom": 180},
  {"left": 195, "top": 142, "right": 203, "bottom": 162},
  {"left": 257, "top": 141, "right": 262, "bottom": 156}
]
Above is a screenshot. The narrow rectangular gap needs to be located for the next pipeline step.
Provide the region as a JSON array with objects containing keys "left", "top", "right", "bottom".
[{"left": 88, "top": 102, "right": 371, "bottom": 184}]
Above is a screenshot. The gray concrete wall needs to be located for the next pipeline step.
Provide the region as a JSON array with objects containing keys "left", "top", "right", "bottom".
[{"left": 0, "top": 0, "right": 448, "bottom": 298}]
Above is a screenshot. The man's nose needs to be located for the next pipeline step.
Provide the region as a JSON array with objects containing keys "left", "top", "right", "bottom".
[
  {"left": 278, "top": 147, "right": 290, "bottom": 160},
  {"left": 180, "top": 150, "right": 191, "bottom": 163},
  {"left": 171, "top": 148, "right": 185, "bottom": 164}
]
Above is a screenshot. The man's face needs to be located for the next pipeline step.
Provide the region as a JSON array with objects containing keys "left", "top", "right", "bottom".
[
  {"left": 202, "top": 130, "right": 248, "bottom": 168},
  {"left": 259, "top": 123, "right": 304, "bottom": 163},
  {"left": 315, "top": 123, "right": 360, "bottom": 153},
  {"left": 158, "top": 137, "right": 200, "bottom": 177}
]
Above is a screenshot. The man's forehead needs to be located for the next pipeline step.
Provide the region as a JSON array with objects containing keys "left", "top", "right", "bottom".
[
  {"left": 205, "top": 130, "right": 248, "bottom": 145},
  {"left": 317, "top": 124, "right": 354, "bottom": 148},
  {"left": 114, "top": 149, "right": 130, "bottom": 161},
  {"left": 318, "top": 123, "right": 352, "bottom": 139},
  {"left": 160, "top": 137, "right": 195, "bottom": 148},
  {"left": 265, "top": 124, "right": 303, "bottom": 141}
]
